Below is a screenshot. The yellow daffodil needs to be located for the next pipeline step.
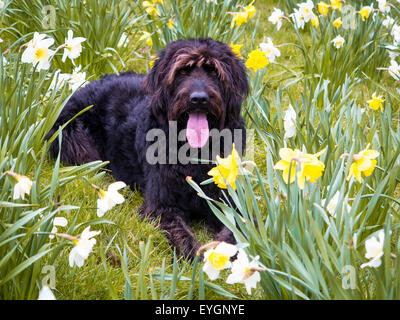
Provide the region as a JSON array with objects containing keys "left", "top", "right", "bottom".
[
  {"left": 143, "top": 1, "right": 160, "bottom": 16},
  {"left": 230, "top": 11, "right": 249, "bottom": 28},
  {"left": 330, "top": 0, "right": 342, "bottom": 10},
  {"left": 230, "top": 43, "right": 243, "bottom": 59},
  {"left": 274, "top": 148, "right": 325, "bottom": 189},
  {"left": 229, "top": 4, "right": 256, "bottom": 28},
  {"left": 311, "top": 15, "right": 319, "bottom": 27},
  {"left": 318, "top": 1, "right": 329, "bottom": 16},
  {"left": 208, "top": 144, "right": 240, "bottom": 190},
  {"left": 296, "top": 150, "right": 325, "bottom": 190},
  {"left": 333, "top": 17, "right": 342, "bottom": 28},
  {"left": 359, "top": 6, "right": 372, "bottom": 21},
  {"left": 139, "top": 32, "right": 153, "bottom": 46},
  {"left": 346, "top": 144, "right": 379, "bottom": 183},
  {"left": 367, "top": 93, "right": 385, "bottom": 112},
  {"left": 274, "top": 148, "right": 302, "bottom": 185},
  {"left": 243, "top": 4, "right": 256, "bottom": 19},
  {"left": 245, "top": 49, "right": 269, "bottom": 72},
  {"left": 168, "top": 17, "right": 174, "bottom": 29}
]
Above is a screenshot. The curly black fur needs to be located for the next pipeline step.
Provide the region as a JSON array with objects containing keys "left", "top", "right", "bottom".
[{"left": 47, "top": 38, "right": 249, "bottom": 259}]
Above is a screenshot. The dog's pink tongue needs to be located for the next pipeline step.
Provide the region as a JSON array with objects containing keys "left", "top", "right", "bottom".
[{"left": 186, "top": 112, "right": 209, "bottom": 148}]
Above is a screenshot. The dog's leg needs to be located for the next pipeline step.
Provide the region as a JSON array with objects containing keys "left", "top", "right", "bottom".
[{"left": 141, "top": 206, "right": 200, "bottom": 260}]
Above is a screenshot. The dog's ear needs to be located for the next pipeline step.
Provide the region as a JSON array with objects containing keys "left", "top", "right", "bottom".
[
  {"left": 143, "top": 50, "right": 169, "bottom": 125},
  {"left": 223, "top": 50, "right": 249, "bottom": 128}
]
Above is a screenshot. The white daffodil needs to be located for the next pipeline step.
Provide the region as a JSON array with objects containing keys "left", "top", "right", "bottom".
[
  {"left": 68, "top": 226, "right": 101, "bottom": 268},
  {"left": 290, "top": 8, "right": 305, "bottom": 29},
  {"left": 62, "top": 30, "right": 86, "bottom": 63},
  {"left": 297, "top": 0, "right": 315, "bottom": 23},
  {"left": 391, "top": 24, "right": 400, "bottom": 44},
  {"left": 97, "top": 181, "right": 127, "bottom": 217},
  {"left": 68, "top": 65, "right": 87, "bottom": 91},
  {"left": 226, "top": 249, "right": 263, "bottom": 295},
  {"left": 38, "top": 286, "right": 56, "bottom": 300},
  {"left": 331, "top": 35, "right": 345, "bottom": 49},
  {"left": 388, "top": 59, "right": 400, "bottom": 80},
  {"left": 360, "top": 230, "right": 385, "bottom": 269},
  {"left": 49, "top": 70, "right": 71, "bottom": 91},
  {"left": 259, "top": 38, "right": 281, "bottom": 63},
  {"left": 203, "top": 242, "right": 238, "bottom": 280},
  {"left": 0, "top": 1, "right": 4, "bottom": 9},
  {"left": 321, "top": 190, "right": 351, "bottom": 218},
  {"left": 49, "top": 217, "right": 68, "bottom": 239},
  {"left": 11, "top": 174, "right": 33, "bottom": 200},
  {"left": 382, "top": 17, "right": 394, "bottom": 28},
  {"left": 21, "top": 32, "right": 55, "bottom": 71},
  {"left": 268, "top": 8, "right": 285, "bottom": 31},
  {"left": 283, "top": 104, "right": 296, "bottom": 140},
  {"left": 377, "top": 0, "right": 390, "bottom": 13}
]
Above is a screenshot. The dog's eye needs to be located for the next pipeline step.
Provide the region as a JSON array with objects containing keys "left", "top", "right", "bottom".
[
  {"left": 204, "top": 65, "right": 217, "bottom": 76},
  {"left": 179, "top": 67, "right": 190, "bottom": 75}
]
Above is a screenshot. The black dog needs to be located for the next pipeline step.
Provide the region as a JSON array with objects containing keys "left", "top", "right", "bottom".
[{"left": 47, "top": 38, "right": 249, "bottom": 259}]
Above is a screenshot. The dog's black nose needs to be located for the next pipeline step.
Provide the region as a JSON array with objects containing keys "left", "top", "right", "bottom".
[{"left": 190, "top": 91, "right": 209, "bottom": 105}]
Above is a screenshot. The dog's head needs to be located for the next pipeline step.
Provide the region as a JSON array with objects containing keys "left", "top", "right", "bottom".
[{"left": 143, "top": 38, "right": 249, "bottom": 148}]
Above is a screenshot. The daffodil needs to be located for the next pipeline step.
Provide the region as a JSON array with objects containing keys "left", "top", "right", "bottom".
[
  {"left": 331, "top": 35, "right": 345, "bottom": 48},
  {"left": 226, "top": 249, "right": 264, "bottom": 295},
  {"left": 245, "top": 49, "right": 269, "bottom": 72},
  {"left": 346, "top": 144, "right": 379, "bottom": 183},
  {"left": 367, "top": 93, "right": 385, "bottom": 112},
  {"left": 68, "top": 226, "right": 101, "bottom": 268},
  {"left": 359, "top": 6, "right": 372, "bottom": 21},
  {"left": 311, "top": 15, "right": 319, "bottom": 27},
  {"left": 333, "top": 17, "right": 342, "bottom": 28},
  {"left": 388, "top": 59, "right": 400, "bottom": 80},
  {"left": 296, "top": 149, "right": 325, "bottom": 190},
  {"left": 283, "top": 104, "right": 296, "bottom": 140},
  {"left": 230, "top": 43, "right": 243, "bottom": 59},
  {"left": 21, "top": 32, "right": 55, "bottom": 71},
  {"left": 168, "top": 17, "right": 174, "bottom": 29},
  {"left": 330, "top": 0, "right": 342, "bottom": 11},
  {"left": 243, "top": 4, "right": 256, "bottom": 19},
  {"left": 259, "top": 38, "right": 280, "bottom": 63},
  {"left": 274, "top": 148, "right": 325, "bottom": 189},
  {"left": 6, "top": 171, "right": 33, "bottom": 200},
  {"left": 268, "top": 8, "right": 285, "bottom": 30},
  {"left": 143, "top": 1, "right": 160, "bottom": 16},
  {"left": 61, "top": 30, "right": 86, "bottom": 63},
  {"left": 49, "top": 217, "right": 68, "bottom": 239},
  {"left": 321, "top": 190, "right": 351, "bottom": 218},
  {"left": 139, "top": 31, "right": 153, "bottom": 46},
  {"left": 208, "top": 144, "right": 239, "bottom": 190},
  {"left": 377, "top": 0, "right": 390, "bottom": 13},
  {"left": 290, "top": 9, "right": 306, "bottom": 29},
  {"left": 360, "top": 230, "right": 384, "bottom": 268},
  {"left": 230, "top": 11, "right": 249, "bottom": 28},
  {"left": 274, "top": 148, "right": 302, "bottom": 185},
  {"left": 318, "top": 1, "right": 329, "bottom": 16},
  {"left": 297, "top": 0, "right": 315, "bottom": 23},
  {"left": 97, "top": 181, "right": 127, "bottom": 217},
  {"left": 68, "top": 65, "right": 87, "bottom": 91},
  {"left": 203, "top": 242, "right": 238, "bottom": 280}
]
